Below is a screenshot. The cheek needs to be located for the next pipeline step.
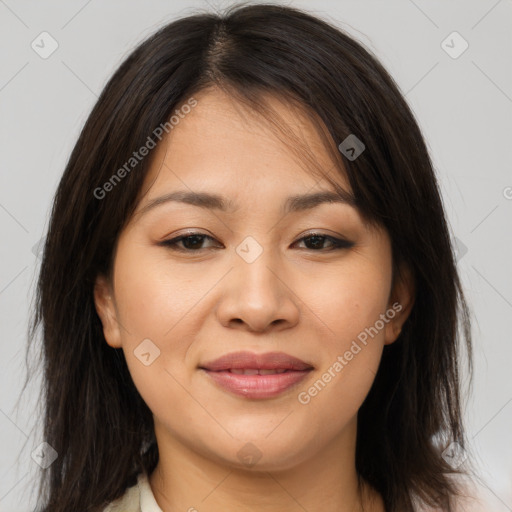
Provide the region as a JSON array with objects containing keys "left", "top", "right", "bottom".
[
  {"left": 295, "top": 305, "right": 387, "bottom": 435},
  {"left": 112, "top": 240, "right": 204, "bottom": 339},
  {"left": 299, "top": 259, "right": 392, "bottom": 346},
  {"left": 292, "top": 259, "right": 391, "bottom": 412},
  {"left": 111, "top": 243, "right": 202, "bottom": 402}
]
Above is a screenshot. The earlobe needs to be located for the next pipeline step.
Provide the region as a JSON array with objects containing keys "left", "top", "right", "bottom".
[
  {"left": 93, "top": 274, "right": 122, "bottom": 348},
  {"left": 384, "top": 264, "right": 415, "bottom": 345}
]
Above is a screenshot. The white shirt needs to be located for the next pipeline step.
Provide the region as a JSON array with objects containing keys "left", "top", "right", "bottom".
[{"left": 103, "top": 472, "right": 163, "bottom": 512}]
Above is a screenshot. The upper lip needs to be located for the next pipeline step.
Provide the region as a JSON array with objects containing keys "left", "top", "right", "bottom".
[{"left": 200, "top": 351, "right": 314, "bottom": 371}]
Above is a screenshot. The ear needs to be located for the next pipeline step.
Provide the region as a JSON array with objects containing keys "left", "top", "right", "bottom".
[
  {"left": 93, "top": 274, "right": 122, "bottom": 348},
  {"left": 384, "top": 264, "right": 415, "bottom": 345}
]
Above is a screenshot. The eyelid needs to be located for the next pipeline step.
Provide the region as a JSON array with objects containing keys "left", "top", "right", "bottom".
[
  {"left": 158, "top": 230, "right": 355, "bottom": 252},
  {"left": 157, "top": 230, "right": 221, "bottom": 251},
  {"left": 294, "top": 232, "right": 354, "bottom": 249}
]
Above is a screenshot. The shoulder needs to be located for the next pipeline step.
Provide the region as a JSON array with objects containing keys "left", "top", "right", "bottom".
[
  {"left": 102, "top": 480, "right": 140, "bottom": 512},
  {"left": 102, "top": 472, "right": 163, "bottom": 512}
]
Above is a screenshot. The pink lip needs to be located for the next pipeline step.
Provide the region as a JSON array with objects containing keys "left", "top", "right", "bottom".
[
  {"left": 200, "top": 351, "right": 313, "bottom": 371},
  {"left": 199, "top": 351, "right": 314, "bottom": 399}
]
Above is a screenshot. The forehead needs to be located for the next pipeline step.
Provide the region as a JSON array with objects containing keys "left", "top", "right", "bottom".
[{"left": 138, "top": 87, "right": 351, "bottom": 207}]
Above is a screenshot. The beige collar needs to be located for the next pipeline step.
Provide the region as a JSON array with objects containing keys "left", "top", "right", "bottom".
[{"left": 137, "top": 472, "right": 163, "bottom": 512}]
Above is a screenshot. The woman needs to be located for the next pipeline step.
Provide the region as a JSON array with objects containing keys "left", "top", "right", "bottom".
[{"left": 28, "top": 3, "right": 475, "bottom": 511}]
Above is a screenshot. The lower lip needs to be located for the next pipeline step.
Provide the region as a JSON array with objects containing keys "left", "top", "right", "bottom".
[{"left": 202, "top": 369, "right": 312, "bottom": 399}]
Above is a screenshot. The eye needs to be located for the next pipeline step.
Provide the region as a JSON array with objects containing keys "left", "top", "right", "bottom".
[
  {"left": 159, "top": 231, "right": 354, "bottom": 253},
  {"left": 293, "top": 233, "right": 355, "bottom": 251},
  {"left": 159, "top": 233, "right": 221, "bottom": 252}
]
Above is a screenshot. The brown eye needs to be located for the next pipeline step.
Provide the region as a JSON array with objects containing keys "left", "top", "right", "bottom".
[
  {"left": 160, "top": 233, "right": 221, "bottom": 252},
  {"left": 159, "top": 232, "right": 354, "bottom": 253},
  {"left": 294, "top": 233, "right": 355, "bottom": 251}
]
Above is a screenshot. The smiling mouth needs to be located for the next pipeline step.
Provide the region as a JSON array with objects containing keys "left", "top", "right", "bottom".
[
  {"left": 200, "top": 366, "right": 313, "bottom": 399},
  {"left": 224, "top": 368, "right": 289, "bottom": 375},
  {"left": 198, "top": 351, "right": 314, "bottom": 399}
]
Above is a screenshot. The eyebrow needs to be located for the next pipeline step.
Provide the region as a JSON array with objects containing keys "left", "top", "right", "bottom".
[{"left": 136, "top": 189, "right": 357, "bottom": 217}]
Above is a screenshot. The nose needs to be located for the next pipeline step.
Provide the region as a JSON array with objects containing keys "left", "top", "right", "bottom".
[{"left": 215, "top": 254, "right": 301, "bottom": 333}]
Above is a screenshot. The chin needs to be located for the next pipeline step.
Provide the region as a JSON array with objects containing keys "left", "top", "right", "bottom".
[{"left": 214, "top": 434, "right": 313, "bottom": 473}]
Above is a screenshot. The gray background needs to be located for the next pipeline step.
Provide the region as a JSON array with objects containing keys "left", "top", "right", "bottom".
[{"left": 0, "top": 0, "right": 511, "bottom": 510}]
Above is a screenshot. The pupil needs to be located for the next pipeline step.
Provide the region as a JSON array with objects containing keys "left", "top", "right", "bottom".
[
  {"left": 307, "top": 235, "right": 324, "bottom": 249},
  {"left": 180, "top": 235, "right": 328, "bottom": 250},
  {"left": 183, "top": 235, "right": 203, "bottom": 249}
]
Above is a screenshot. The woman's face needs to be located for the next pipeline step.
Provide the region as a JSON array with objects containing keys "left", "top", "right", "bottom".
[{"left": 94, "top": 88, "right": 412, "bottom": 471}]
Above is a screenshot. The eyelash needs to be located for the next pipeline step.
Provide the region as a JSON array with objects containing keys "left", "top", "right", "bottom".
[{"left": 158, "top": 232, "right": 355, "bottom": 253}]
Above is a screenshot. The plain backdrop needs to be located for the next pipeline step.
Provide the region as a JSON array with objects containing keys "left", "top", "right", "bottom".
[{"left": 0, "top": 1, "right": 511, "bottom": 510}]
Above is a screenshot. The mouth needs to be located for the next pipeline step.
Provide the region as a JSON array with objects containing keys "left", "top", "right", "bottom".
[
  {"left": 223, "top": 368, "right": 290, "bottom": 375},
  {"left": 199, "top": 351, "right": 314, "bottom": 399}
]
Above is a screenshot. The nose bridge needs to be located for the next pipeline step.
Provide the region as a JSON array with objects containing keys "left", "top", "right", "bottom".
[
  {"left": 215, "top": 237, "right": 300, "bottom": 332},
  {"left": 237, "top": 248, "right": 280, "bottom": 297}
]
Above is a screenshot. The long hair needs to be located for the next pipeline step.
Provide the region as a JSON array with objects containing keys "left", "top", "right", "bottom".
[{"left": 25, "top": 3, "right": 473, "bottom": 511}]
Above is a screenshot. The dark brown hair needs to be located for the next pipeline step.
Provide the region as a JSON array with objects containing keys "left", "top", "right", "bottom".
[{"left": 24, "top": 3, "right": 473, "bottom": 511}]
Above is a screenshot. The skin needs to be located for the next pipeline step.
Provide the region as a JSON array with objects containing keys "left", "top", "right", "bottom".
[{"left": 94, "top": 87, "right": 414, "bottom": 512}]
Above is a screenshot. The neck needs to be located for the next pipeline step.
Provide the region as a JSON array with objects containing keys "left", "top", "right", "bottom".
[{"left": 148, "top": 416, "right": 385, "bottom": 512}]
